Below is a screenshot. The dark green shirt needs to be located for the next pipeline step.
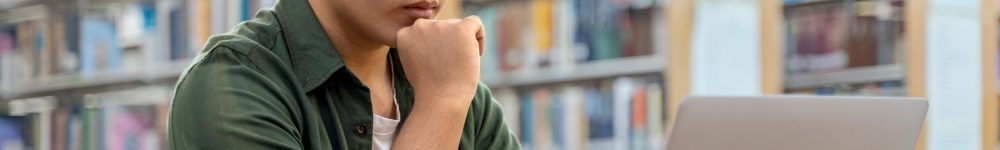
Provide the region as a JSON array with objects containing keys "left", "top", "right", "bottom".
[{"left": 167, "top": 0, "right": 520, "bottom": 149}]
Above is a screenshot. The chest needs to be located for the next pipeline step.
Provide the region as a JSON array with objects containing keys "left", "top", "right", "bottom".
[{"left": 291, "top": 71, "right": 417, "bottom": 150}]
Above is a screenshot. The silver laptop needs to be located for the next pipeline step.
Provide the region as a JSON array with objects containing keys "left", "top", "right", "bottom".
[{"left": 666, "top": 96, "right": 928, "bottom": 150}]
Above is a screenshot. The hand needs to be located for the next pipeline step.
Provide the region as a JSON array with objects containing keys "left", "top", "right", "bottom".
[
  {"left": 396, "top": 16, "right": 485, "bottom": 104},
  {"left": 391, "top": 15, "right": 485, "bottom": 149}
]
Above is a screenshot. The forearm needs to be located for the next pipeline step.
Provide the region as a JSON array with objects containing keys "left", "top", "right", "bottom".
[{"left": 392, "top": 94, "right": 473, "bottom": 150}]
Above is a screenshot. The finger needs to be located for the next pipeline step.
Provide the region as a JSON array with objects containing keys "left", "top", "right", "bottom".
[
  {"left": 459, "top": 16, "right": 486, "bottom": 55},
  {"left": 477, "top": 29, "right": 485, "bottom": 56},
  {"left": 459, "top": 16, "right": 484, "bottom": 35}
]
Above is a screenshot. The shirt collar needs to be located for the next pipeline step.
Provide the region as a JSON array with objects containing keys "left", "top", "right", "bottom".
[
  {"left": 274, "top": 0, "right": 411, "bottom": 92},
  {"left": 274, "top": 0, "right": 345, "bottom": 91}
]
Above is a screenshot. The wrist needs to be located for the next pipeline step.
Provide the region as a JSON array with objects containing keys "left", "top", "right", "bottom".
[{"left": 413, "top": 89, "right": 474, "bottom": 110}]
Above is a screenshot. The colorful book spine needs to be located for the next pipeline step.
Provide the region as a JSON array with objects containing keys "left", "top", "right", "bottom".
[
  {"left": 519, "top": 90, "right": 534, "bottom": 149},
  {"left": 531, "top": 88, "right": 553, "bottom": 150},
  {"left": 630, "top": 83, "right": 648, "bottom": 150},
  {"left": 0, "top": 116, "right": 29, "bottom": 150},
  {"left": 587, "top": 81, "right": 614, "bottom": 149},
  {"left": 646, "top": 82, "right": 666, "bottom": 149},
  {"left": 560, "top": 85, "right": 586, "bottom": 150}
]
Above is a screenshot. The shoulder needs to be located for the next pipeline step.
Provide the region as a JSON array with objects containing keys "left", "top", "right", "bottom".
[
  {"left": 200, "top": 9, "right": 283, "bottom": 59},
  {"left": 178, "top": 9, "right": 294, "bottom": 89},
  {"left": 168, "top": 9, "right": 304, "bottom": 149},
  {"left": 173, "top": 9, "right": 299, "bottom": 103}
]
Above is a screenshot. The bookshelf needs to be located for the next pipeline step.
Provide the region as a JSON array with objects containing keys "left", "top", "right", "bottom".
[
  {"left": 0, "top": 0, "right": 274, "bottom": 149},
  {"left": 782, "top": 0, "right": 875, "bottom": 8},
  {"left": 781, "top": 0, "right": 907, "bottom": 94},
  {"left": 785, "top": 63, "right": 904, "bottom": 89},
  {"left": 0, "top": 59, "right": 190, "bottom": 99},
  {"left": 467, "top": 0, "right": 670, "bottom": 149},
  {"left": 778, "top": 0, "right": 1000, "bottom": 149},
  {"left": 483, "top": 54, "right": 667, "bottom": 88}
]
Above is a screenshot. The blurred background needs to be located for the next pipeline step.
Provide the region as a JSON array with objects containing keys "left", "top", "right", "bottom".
[{"left": 0, "top": 0, "right": 994, "bottom": 150}]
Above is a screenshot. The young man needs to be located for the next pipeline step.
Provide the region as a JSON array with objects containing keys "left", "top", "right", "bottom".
[{"left": 167, "top": 0, "right": 520, "bottom": 149}]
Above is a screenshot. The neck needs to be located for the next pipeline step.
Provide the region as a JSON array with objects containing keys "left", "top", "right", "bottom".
[{"left": 309, "top": 0, "right": 390, "bottom": 83}]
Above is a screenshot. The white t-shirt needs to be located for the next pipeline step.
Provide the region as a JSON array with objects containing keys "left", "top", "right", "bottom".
[
  {"left": 371, "top": 97, "right": 400, "bottom": 150},
  {"left": 373, "top": 58, "right": 400, "bottom": 150}
]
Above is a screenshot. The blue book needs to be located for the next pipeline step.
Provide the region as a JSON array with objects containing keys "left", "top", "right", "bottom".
[
  {"left": 0, "top": 116, "right": 28, "bottom": 150},
  {"left": 520, "top": 91, "right": 534, "bottom": 149},
  {"left": 549, "top": 90, "right": 565, "bottom": 149},
  {"left": 586, "top": 84, "right": 614, "bottom": 149},
  {"left": 80, "top": 17, "right": 123, "bottom": 75}
]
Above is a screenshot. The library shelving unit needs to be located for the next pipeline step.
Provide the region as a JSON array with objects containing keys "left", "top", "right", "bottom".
[
  {"left": 0, "top": 0, "right": 464, "bottom": 148},
  {"left": 482, "top": 55, "right": 667, "bottom": 88},
  {"left": 782, "top": 0, "right": 998, "bottom": 149},
  {"left": 780, "top": 0, "right": 999, "bottom": 149},
  {"left": 781, "top": 0, "right": 909, "bottom": 96},
  {"left": 0, "top": 0, "right": 275, "bottom": 149},
  {"left": 669, "top": 0, "right": 1000, "bottom": 150},
  {"left": 466, "top": 0, "right": 670, "bottom": 149}
]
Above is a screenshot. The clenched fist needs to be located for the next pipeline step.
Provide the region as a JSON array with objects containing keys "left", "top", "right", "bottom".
[{"left": 396, "top": 16, "right": 485, "bottom": 105}]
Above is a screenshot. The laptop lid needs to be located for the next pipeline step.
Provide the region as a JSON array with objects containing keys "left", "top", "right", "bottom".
[{"left": 666, "top": 96, "right": 928, "bottom": 150}]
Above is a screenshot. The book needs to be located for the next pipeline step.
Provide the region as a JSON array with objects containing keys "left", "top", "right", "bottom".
[
  {"left": 531, "top": 0, "right": 554, "bottom": 67},
  {"left": 0, "top": 116, "right": 29, "bottom": 150},
  {"left": 67, "top": 106, "right": 84, "bottom": 150},
  {"left": 785, "top": 3, "right": 850, "bottom": 73},
  {"left": 12, "top": 6, "right": 46, "bottom": 81},
  {"left": 496, "top": 2, "right": 529, "bottom": 73},
  {"left": 191, "top": 0, "right": 212, "bottom": 51},
  {"left": 558, "top": 85, "right": 586, "bottom": 150},
  {"left": 645, "top": 82, "right": 666, "bottom": 149},
  {"left": 784, "top": 1, "right": 903, "bottom": 74},
  {"left": 518, "top": 88, "right": 535, "bottom": 149},
  {"left": 480, "top": 0, "right": 661, "bottom": 78},
  {"left": 81, "top": 86, "right": 171, "bottom": 150},
  {"left": 52, "top": 105, "right": 69, "bottom": 150},
  {"left": 79, "top": 16, "right": 123, "bottom": 75},
  {"left": 102, "top": 105, "right": 160, "bottom": 150},
  {"left": 786, "top": 80, "right": 905, "bottom": 96},
  {"left": 0, "top": 26, "right": 16, "bottom": 90},
  {"left": 530, "top": 88, "right": 554, "bottom": 150},
  {"left": 500, "top": 76, "right": 665, "bottom": 150},
  {"left": 586, "top": 81, "right": 614, "bottom": 149},
  {"left": 629, "top": 80, "right": 648, "bottom": 150},
  {"left": 611, "top": 77, "right": 633, "bottom": 149}
]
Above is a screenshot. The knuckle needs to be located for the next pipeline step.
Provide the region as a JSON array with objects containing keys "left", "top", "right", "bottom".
[{"left": 465, "top": 16, "right": 482, "bottom": 22}]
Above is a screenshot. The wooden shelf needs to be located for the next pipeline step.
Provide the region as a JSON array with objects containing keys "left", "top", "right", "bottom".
[
  {"left": 4, "top": 96, "right": 54, "bottom": 115},
  {"left": 0, "top": 59, "right": 192, "bottom": 100},
  {"left": 785, "top": 64, "right": 905, "bottom": 89},
  {"left": 783, "top": 0, "right": 872, "bottom": 8},
  {"left": 483, "top": 55, "right": 666, "bottom": 88}
]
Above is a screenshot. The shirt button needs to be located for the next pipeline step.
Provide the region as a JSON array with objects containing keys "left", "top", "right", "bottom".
[{"left": 356, "top": 124, "right": 367, "bottom": 136}]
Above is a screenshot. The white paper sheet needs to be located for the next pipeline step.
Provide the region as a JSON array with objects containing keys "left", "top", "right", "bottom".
[
  {"left": 689, "top": 0, "right": 761, "bottom": 96},
  {"left": 925, "top": 0, "right": 983, "bottom": 149}
]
